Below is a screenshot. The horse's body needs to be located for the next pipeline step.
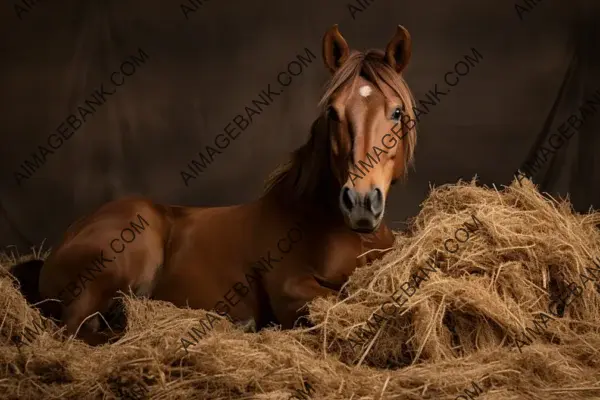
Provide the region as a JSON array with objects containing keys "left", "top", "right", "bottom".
[
  {"left": 20, "top": 24, "right": 418, "bottom": 346},
  {"left": 39, "top": 192, "right": 393, "bottom": 344}
]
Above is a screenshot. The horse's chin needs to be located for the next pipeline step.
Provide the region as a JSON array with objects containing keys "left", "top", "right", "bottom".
[
  {"left": 344, "top": 217, "right": 382, "bottom": 234},
  {"left": 351, "top": 226, "right": 377, "bottom": 234}
]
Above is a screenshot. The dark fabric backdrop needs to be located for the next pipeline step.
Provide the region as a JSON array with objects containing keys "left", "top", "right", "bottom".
[{"left": 0, "top": 0, "right": 598, "bottom": 252}]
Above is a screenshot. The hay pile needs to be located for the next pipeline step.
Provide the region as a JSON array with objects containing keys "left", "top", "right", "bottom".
[{"left": 2, "top": 178, "right": 600, "bottom": 400}]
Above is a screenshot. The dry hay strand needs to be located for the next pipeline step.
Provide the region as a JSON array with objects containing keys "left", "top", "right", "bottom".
[{"left": 1, "top": 177, "right": 600, "bottom": 399}]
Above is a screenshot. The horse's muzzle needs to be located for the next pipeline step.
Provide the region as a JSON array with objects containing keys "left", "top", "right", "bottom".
[{"left": 339, "top": 186, "right": 384, "bottom": 233}]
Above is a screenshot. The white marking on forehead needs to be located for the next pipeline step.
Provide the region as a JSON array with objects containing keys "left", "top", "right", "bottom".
[{"left": 359, "top": 85, "right": 372, "bottom": 97}]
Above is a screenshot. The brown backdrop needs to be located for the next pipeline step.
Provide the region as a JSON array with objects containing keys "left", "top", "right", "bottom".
[{"left": 0, "top": 0, "right": 598, "bottom": 252}]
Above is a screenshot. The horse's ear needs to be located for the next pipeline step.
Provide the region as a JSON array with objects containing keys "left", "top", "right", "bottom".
[
  {"left": 384, "top": 25, "right": 412, "bottom": 74},
  {"left": 322, "top": 24, "right": 350, "bottom": 74}
]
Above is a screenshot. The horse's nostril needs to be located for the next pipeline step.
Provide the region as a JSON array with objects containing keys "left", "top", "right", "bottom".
[
  {"left": 341, "top": 187, "right": 355, "bottom": 211},
  {"left": 374, "top": 188, "right": 383, "bottom": 203},
  {"left": 368, "top": 188, "right": 384, "bottom": 216}
]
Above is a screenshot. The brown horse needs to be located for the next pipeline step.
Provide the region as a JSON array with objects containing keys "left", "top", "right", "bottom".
[{"left": 12, "top": 24, "right": 418, "bottom": 346}]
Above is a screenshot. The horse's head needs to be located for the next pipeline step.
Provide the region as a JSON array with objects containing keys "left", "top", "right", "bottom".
[{"left": 320, "top": 25, "right": 417, "bottom": 233}]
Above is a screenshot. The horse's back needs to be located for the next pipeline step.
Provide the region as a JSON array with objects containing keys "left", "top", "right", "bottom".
[
  {"left": 61, "top": 196, "right": 168, "bottom": 240},
  {"left": 39, "top": 196, "right": 170, "bottom": 308}
]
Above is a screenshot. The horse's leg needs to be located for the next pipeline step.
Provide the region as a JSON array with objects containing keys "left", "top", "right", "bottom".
[
  {"left": 273, "top": 275, "right": 339, "bottom": 329},
  {"left": 65, "top": 269, "right": 161, "bottom": 345},
  {"left": 62, "top": 286, "right": 120, "bottom": 346}
]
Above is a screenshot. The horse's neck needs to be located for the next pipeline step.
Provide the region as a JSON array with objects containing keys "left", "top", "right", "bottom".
[
  {"left": 262, "top": 179, "right": 340, "bottom": 225},
  {"left": 260, "top": 117, "right": 394, "bottom": 246},
  {"left": 263, "top": 117, "right": 341, "bottom": 220}
]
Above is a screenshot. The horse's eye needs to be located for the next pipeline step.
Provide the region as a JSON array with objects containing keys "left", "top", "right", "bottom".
[
  {"left": 327, "top": 106, "right": 340, "bottom": 122},
  {"left": 391, "top": 107, "right": 403, "bottom": 121}
]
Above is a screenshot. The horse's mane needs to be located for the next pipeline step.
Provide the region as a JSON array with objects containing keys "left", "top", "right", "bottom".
[{"left": 264, "top": 49, "right": 417, "bottom": 201}]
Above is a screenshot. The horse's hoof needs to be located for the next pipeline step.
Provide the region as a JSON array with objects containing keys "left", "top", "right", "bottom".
[
  {"left": 339, "top": 284, "right": 350, "bottom": 299},
  {"left": 236, "top": 318, "right": 257, "bottom": 333}
]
